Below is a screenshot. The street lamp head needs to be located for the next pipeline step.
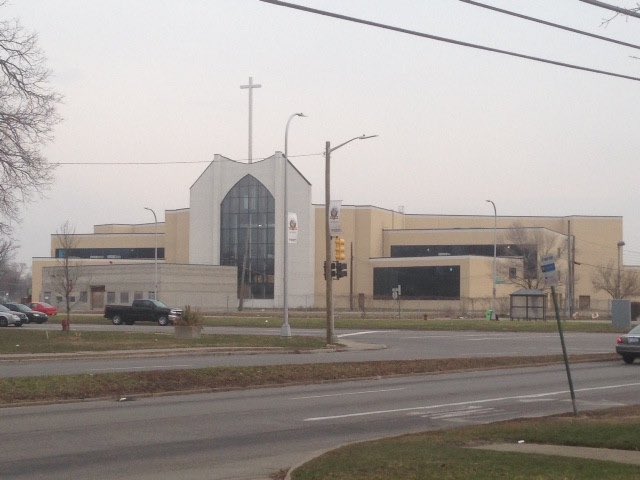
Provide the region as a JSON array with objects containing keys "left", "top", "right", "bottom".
[
  {"left": 618, "top": 241, "right": 626, "bottom": 247},
  {"left": 358, "top": 134, "right": 378, "bottom": 140},
  {"left": 296, "top": 113, "right": 306, "bottom": 117}
]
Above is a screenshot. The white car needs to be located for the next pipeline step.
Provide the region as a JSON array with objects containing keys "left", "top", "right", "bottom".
[{"left": 0, "top": 310, "right": 22, "bottom": 327}]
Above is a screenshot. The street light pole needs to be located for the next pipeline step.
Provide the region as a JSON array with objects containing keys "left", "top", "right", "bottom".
[
  {"left": 617, "top": 240, "right": 625, "bottom": 299},
  {"left": 144, "top": 207, "right": 158, "bottom": 300},
  {"left": 325, "top": 135, "right": 377, "bottom": 344},
  {"left": 282, "top": 112, "right": 306, "bottom": 338},
  {"left": 486, "top": 200, "right": 497, "bottom": 319}
]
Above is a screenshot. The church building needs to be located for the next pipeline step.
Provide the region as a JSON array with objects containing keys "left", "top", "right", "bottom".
[{"left": 31, "top": 152, "right": 626, "bottom": 316}]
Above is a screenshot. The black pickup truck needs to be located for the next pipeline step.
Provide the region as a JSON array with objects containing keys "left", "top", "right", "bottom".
[{"left": 104, "top": 299, "right": 182, "bottom": 326}]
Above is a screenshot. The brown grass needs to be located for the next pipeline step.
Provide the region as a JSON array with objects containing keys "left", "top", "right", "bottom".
[{"left": 0, "top": 353, "right": 617, "bottom": 405}]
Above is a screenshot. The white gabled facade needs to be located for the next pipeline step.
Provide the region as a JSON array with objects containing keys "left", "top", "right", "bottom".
[{"left": 189, "top": 153, "right": 315, "bottom": 309}]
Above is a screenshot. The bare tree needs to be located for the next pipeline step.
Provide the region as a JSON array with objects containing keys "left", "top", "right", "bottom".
[
  {"left": 0, "top": 237, "right": 23, "bottom": 300},
  {"left": 0, "top": 7, "right": 61, "bottom": 234},
  {"left": 499, "top": 223, "right": 568, "bottom": 290},
  {"left": 52, "top": 221, "right": 79, "bottom": 331},
  {"left": 591, "top": 262, "right": 640, "bottom": 299},
  {"left": 0, "top": 237, "right": 16, "bottom": 273}
]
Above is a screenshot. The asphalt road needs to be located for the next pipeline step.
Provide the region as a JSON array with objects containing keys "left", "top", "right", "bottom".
[
  {"left": 2, "top": 361, "right": 639, "bottom": 480},
  {"left": 0, "top": 323, "right": 619, "bottom": 378}
]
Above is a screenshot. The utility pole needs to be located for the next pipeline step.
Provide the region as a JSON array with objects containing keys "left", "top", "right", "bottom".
[{"left": 324, "top": 134, "right": 378, "bottom": 344}]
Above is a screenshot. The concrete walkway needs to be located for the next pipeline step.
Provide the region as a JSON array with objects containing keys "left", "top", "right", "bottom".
[{"left": 472, "top": 443, "right": 640, "bottom": 466}]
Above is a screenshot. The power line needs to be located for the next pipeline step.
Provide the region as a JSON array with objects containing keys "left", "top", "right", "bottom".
[
  {"left": 53, "top": 160, "right": 211, "bottom": 165},
  {"left": 460, "top": 0, "right": 640, "bottom": 50},
  {"left": 259, "top": 0, "right": 640, "bottom": 82},
  {"left": 51, "top": 152, "right": 323, "bottom": 165},
  {"left": 579, "top": 0, "right": 640, "bottom": 20}
]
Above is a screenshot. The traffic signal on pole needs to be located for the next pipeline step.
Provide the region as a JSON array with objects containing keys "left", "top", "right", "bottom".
[
  {"left": 335, "top": 237, "right": 346, "bottom": 262},
  {"left": 324, "top": 261, "right": 338, "bottom": 279},
  {"left": 336, "top": 262, "right": 348, "bottom": 279}
]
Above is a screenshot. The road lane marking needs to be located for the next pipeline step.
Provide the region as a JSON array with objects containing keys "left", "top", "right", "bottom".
[
  {"left": 291, "top": 387, "right": 405, "bottom": 400},
  {"left": 303, "top": 382, "right": 640, "bottom": 422},
  {"left": 430, "top": 407, "right": 495, "bottom": 419},
  {"left": 337, "top": 331, "right": 381, "bottom": 338}
]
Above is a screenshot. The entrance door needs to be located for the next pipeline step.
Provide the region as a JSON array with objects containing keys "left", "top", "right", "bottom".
[{"left": 91, "top": 286, "right": 106, "bottom": 310}]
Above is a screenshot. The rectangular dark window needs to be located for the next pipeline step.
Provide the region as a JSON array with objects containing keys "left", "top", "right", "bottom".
[
  {"left": 373, "top": 266, "right": 460, "bottom": 299},
  {"left": 55, "top": 248, "right": 165, "bottom": 260},
  {"left": 509, "top": 267, "right": 517, "bottom": 279},
  {"left": 579, "top": 295, "right": 591, "bottom": 310},
  {"left": 107, "top": 291, "right": 116, "bottom": 304}
]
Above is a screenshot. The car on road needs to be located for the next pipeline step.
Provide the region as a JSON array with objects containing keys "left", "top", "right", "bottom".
[
  {"left": 3, "top": 302, "right": 49, "bottom": 324},
  {"left": 30, "top": 302, "right": 58, "bottom": 317},
  {"left": 0, "top": 306, "right": 22, "bottom": 327},
  {"left": 615, "top": 324, "right": 640, "bottom": 364}
]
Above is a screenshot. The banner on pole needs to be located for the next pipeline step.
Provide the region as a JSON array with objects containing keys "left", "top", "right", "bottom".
[
  {"left": 329, "top": 200, "right": 342, "bottom": 236},
  {"left": 288, "top": 212, "right": 298, "bottom": 244}
]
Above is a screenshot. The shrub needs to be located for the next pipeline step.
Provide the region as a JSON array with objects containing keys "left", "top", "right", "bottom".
[{"left": 174, "top": 305, "right": 204, "bottom": 326}]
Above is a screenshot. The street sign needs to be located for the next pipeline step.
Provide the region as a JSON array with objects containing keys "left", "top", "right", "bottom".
[{"left": 541, "top": 255, "right": 559, "bottom": 287}]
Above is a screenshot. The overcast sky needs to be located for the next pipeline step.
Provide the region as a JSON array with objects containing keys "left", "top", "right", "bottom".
[{"left": 5, "top": 0, "right": 640, "bottom": 267}]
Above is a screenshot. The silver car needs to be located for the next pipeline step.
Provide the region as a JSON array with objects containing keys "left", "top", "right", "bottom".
[
  {"left": 615, "top": 324, "right": 640, "bottom": 364},
  {"left": 0, "top": 309, "right": 22, "bottom": 327}
]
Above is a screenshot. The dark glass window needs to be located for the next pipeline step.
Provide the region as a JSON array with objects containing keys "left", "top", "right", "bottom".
[
  {"left": 220, "top": 175, "right": 275, "bottom": 300},
  {"left": 373, "top": 266, "right": 460, "bottom": 299},
  {"left": 391, "top": 244, "right": 538, "bottom": 280},
  {"left": 55, "top": 248, "right": 164, "bottom": 260}
]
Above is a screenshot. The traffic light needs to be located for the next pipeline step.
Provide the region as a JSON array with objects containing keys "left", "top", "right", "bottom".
[
  {"left": 336, "top": 262, "right": 348, "bottom": 279},
  {"left": 335, "top": 237, "right": 346, "bottom": 262},
  {"left": 323, "top": 261, "right": 338, "bottom": 279}
]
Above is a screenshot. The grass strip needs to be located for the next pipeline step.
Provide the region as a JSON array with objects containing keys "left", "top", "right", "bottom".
[
  {"left": 0, "top": 353, "right": 616, "bottom": 405},
  {"left": 0, "top": 330, "right": 325, "bottom": 354},
  {"left": 59, "top": 314, "right": 627, "bottom": 333},
  {"left": 290, "top": 406, "right": 640, "bottom": 480}
]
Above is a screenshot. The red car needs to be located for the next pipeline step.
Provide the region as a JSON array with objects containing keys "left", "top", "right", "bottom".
[{"left": 30, "top": 302, "right": 58, "bottom": 317}]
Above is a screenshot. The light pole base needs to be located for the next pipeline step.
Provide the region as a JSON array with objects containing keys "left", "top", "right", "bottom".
[{"left": 280, "top": 323, "right": 292, "bottom": 338}]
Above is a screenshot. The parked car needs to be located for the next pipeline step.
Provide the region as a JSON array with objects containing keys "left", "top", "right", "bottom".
[
  {"left": 3, "top": 302, "right": 49, "bottom": 324},
  {"left": 0, "top": 304, "right": 27, "bottom": 325},
  {"left": 104, "top": 299, "right": 182, "bottom": 326},
  {"left": 0, "top": 306, "right": 22, "bottom": 327},
  {"left": 616, "top": 324, "right": 640, "bottom": 364},
  {"left": 29, "top": 302, "right": 58, "bottom": 317}
]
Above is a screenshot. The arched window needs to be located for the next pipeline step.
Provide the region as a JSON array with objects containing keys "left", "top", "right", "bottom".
[{"left": 220, "top": 175, "right": 275, "bottom": 300}]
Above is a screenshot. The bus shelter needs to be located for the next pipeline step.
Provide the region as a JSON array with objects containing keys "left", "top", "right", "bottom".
[{"left": 509, "top": 289, "right": 547, "bottom": 320}]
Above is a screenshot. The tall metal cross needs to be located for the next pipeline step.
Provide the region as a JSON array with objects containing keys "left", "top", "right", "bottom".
[{"left": 240, "top": 76, "right": 262, "bottom": 163}]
